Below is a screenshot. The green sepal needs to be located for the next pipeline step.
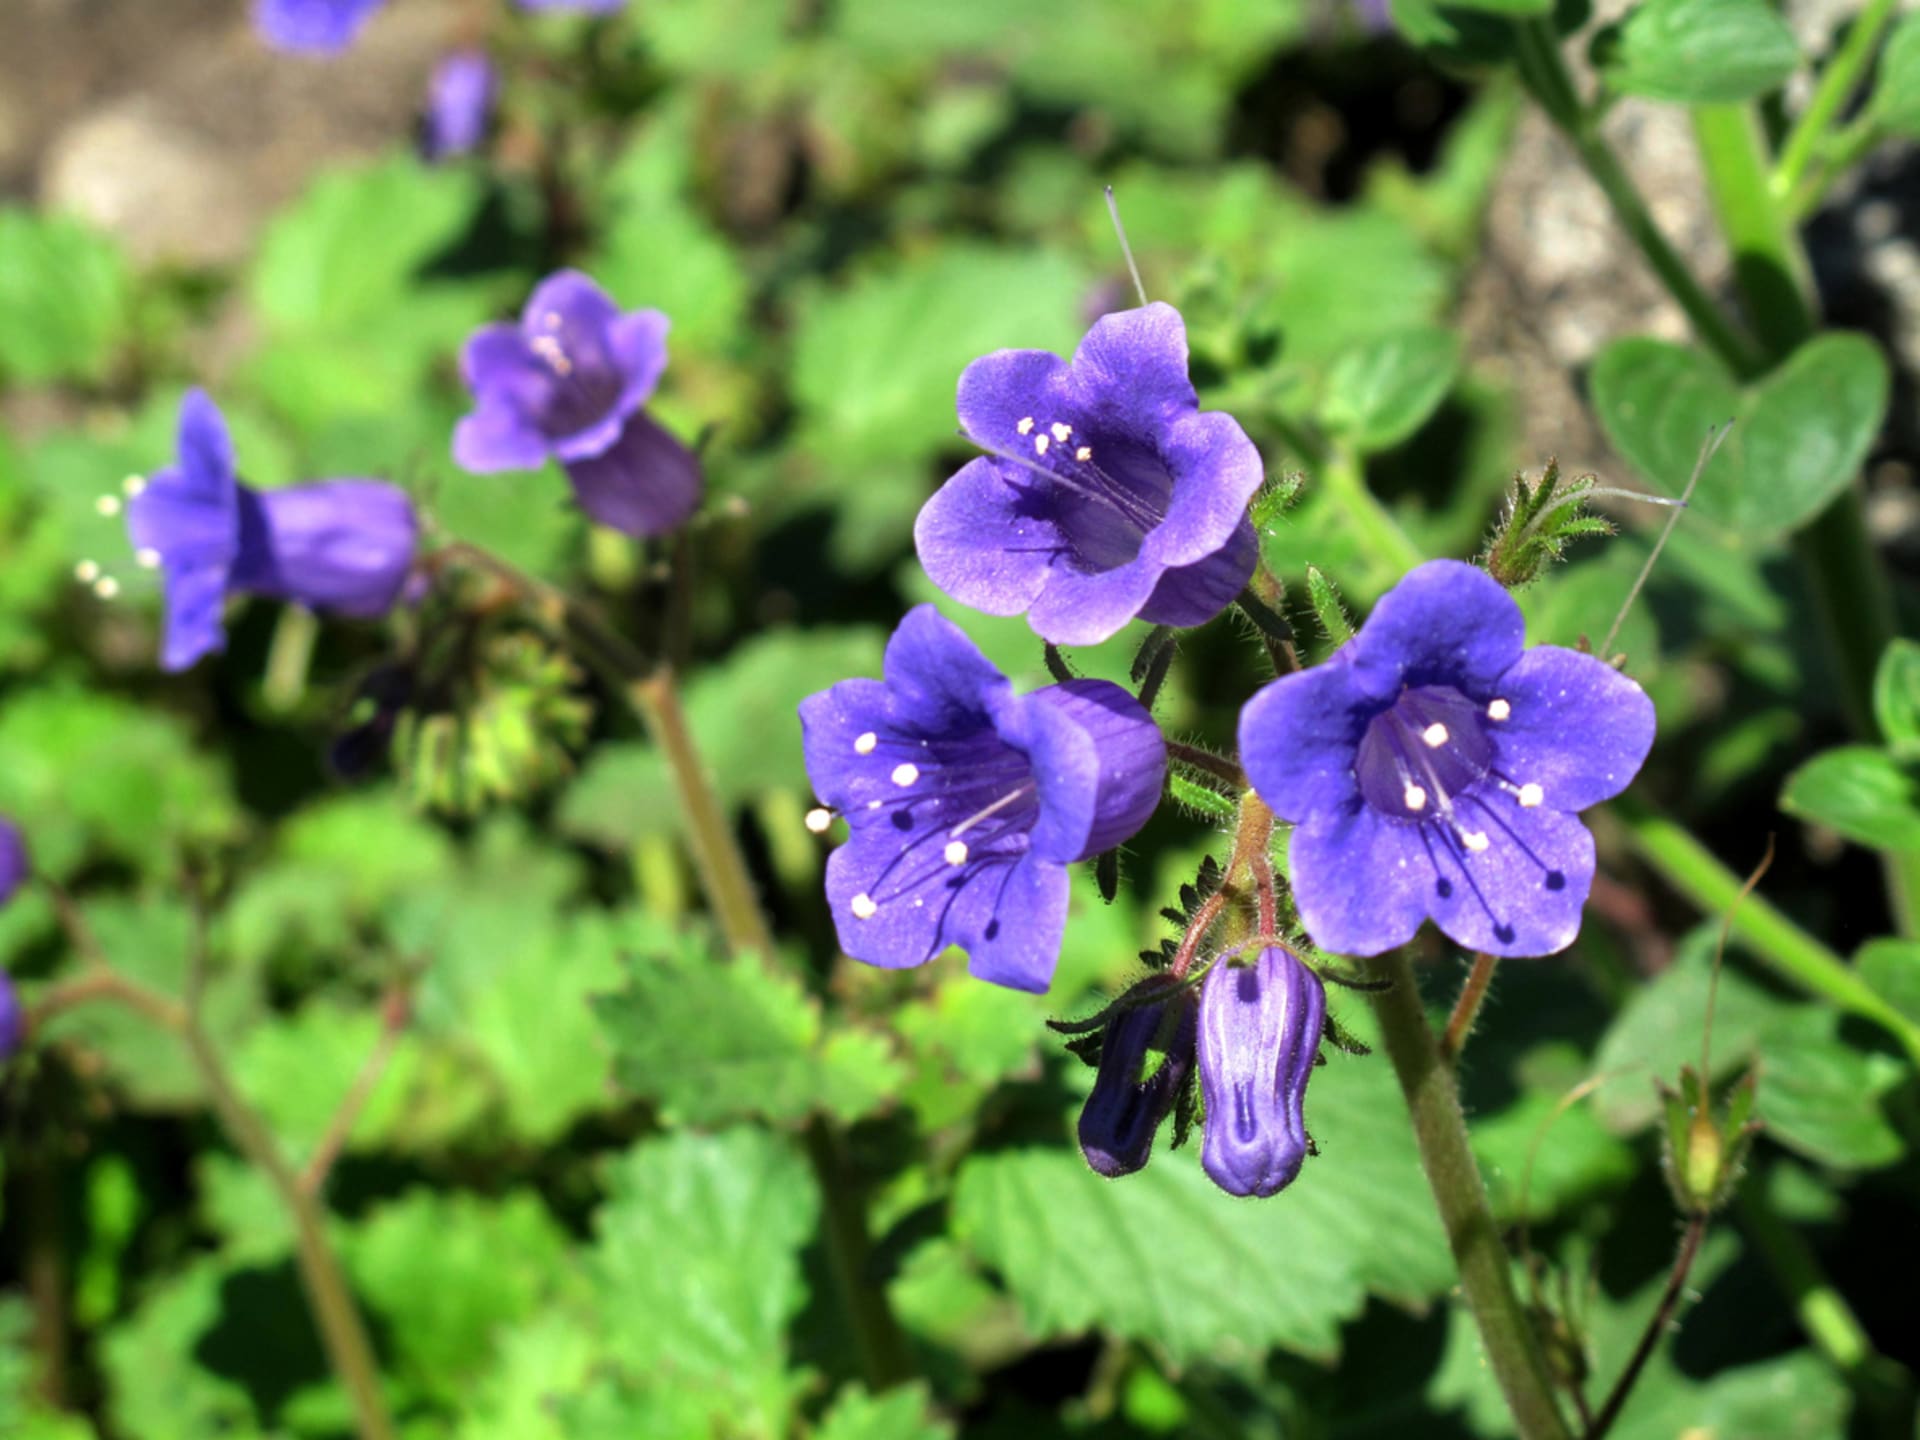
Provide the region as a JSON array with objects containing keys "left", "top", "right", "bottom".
[
  {"left": 1304, "top": 564, "right": 1354, "bottom": 649},
  {"left": 1656, "top": 1064, "right": 1761, "bottom": 1216},
  {"left": 1480, "top": 458, "right": 1617, "bottom": 591},
  {"left": 1168, "top": 772, "right": 1238, "bottom": 824}
]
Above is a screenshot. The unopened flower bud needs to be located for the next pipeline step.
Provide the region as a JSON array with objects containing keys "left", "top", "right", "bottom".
[
  {"left": 1198, "top": 946, "right": 1325, "bottom": 1198},
  {"left": 1077, "top": 980, "right": 1196, "bottom": 1178}
]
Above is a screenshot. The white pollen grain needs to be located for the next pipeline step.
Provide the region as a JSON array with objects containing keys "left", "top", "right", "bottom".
[
  {"left": 854, "top": 731, "right": 877, "bottom": 754},
  {"left": 1518, "top": 783, "right": 1544, "bottom": 808},
  {"left": 1074, "top": 445, "right": 1091, "bottom": 461},
  {"left": 1034, "top": 434, "right": 1051, "bottom": 455},
  {"left": 136, "top": 548, "right": 160, "bottom": 569},
  {"left": 891, "top": 763, "right": 919, "bottom": 787},
  {"left": 1404, "top": 784, "right": 1427, "bottom": 812},
  {"left": 95, "top": 495, "right": 122, "bottom": 517},
  {"left": 93, "top": 576, "right": 120, "bottom": 599},
  {"left": 944, "top": 840, "right": 969, "bottom": 865},
  {"left": 850, "top": 893, "right": 878, "bottom": 919},
  {"left": 1487, "top": 698, "right": 1511, "bottom": 721},
  {"left": 123, "top": 474, "right": 147, "bottom": 497},
  {"left": 1050, "top": 422, "right": 1071, "bottom": 442},
  {"left": 1422, "top": 722, "right": 1450, "bottom": 748},
  {"left": 75, "top": 560, "right": 100, "bottom": 583},
  {"left": 805, "top": 807, "right": 834, "bottom": 833},
  {"left": 1017, "top": 417, "right": 1035, "bottom": 435},
  {"left": 1462, "top": 831, "right": 1490, "bottom": 853}
]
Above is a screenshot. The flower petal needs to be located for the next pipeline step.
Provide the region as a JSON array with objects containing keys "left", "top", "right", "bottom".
[
  {"left": 1027, "top": 554, "right": 1161, "bottom": 646},
  {"left": 963, "top": 854, "right": 1070, "bottom": 992},
  {"left": 1490, "top": 646, "right": 1656, "bottom": 812},
  {"left": 1138, "top": 515, "right": 1256, "bottom": 628},
  {"left": 881, "top": 605, "right": 1012, "bottom": 735},
  {"left": 1423, "top": 794, "right": 1597, "bottom": 958},
  {"left": 1140, "top": 409, "right": 1264, "bottom": 569},
  {"left": 1348, "top": 559, "right": 1525, "bottom": 701},
  {"left": 158, "top": 560, "right": 234, "bottom": 673},
  {"left": 1066, "top": 303, "right": 1197, "bottom": 433},
  {"left": 254, "top": 0, "right": 386, "bottom": 53},
  {"left": 562, "top": 412, "right": 703, "bottom": 537},
  {"left": 231, "top": 481, "right": 418, "bottom": 617},
  {"left": 609, "top": 308, "right": 671, "bottom": 414},
  {"left": 1287, "top": 802, "right": 1431, "bottom": 957},
  {"left": 956, "top": 348, "right": 1072, "bottom": 453},
  {"left": 1239, "top": 660, "right": 1374, "bottom": 822},
  {"left": 1198, "top": 947, "right": 1324, "bottom": 1198},
  {"left": 1017, "top": 679, "right": 1166, "bottom": 863},
  {"left": 915, "top": 457, "right": 1059, "bottom": 618}
]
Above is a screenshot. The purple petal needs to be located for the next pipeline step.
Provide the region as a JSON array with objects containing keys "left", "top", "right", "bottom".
[
  {"left": 561, "top": 412, "right": 703, "bottom": 537},
  {"left": 608, "top": 309, "right": 671, "bottom": 417},
  {"left": 453, "top": 403, "right": 552, "bottom": 474},
  {"left": 1287, "top": 803, "right": 1432, "bottom": 957},
  {"left": 1065, "top": 303, "right": 1198, "bottom": 433},
  {"left": 876, "top": 605, "right": 1012, "bottom": 738},
  {"left": 1424, "top": 794, "right": 1597, "bottom": 958},
  {"left": 230, "top": 482, "right": 418, "bottom": 617},
  {"left": 254, "top": 0, "right": 386, "bottom": 52},
  {"left": 1026, "top": 555, "right": 1162, "bottom": 647},
  {"left": 158, "top": 562, "right": 235, "bottom": 673},
  {"left": 1490, "top": 646, "right": 1656, "bottom": 812},
  {"left": 423, "top": 50, "right": 495, "bottom": 162},
  {"left": 1138, "top": 409, "right": 1264, "bottom": 570},
  {"left": 1078, "top": 983, "right": 1196, "bottom": 1178},
  {"left": 1239, "top": 661, "right": 1374, "bottom": 822},
  {"left": 1138, "top": 516, "right": 1256, "bottom": 627},
  {"left": 128, "top": 390, "right": 243, "bottom": 672},
  {"left": 0, "top": 819, "right": 29, "bottom": 907},
  {"left": 963, "top": 854, "right": 1071, "bottom": 992},
  {"left": 454, "top": 325, "right": 555, "bottom": 472},
  {"left": 914, "top": 457, "right": 1060, "bottom": 618},
  {"left": 1198, "top": 947, "right": 1325, "bottom": 1198},
  {"left": 1017, "top": 680, "right": 1165, "bottom": 863},
  {"left": 516, "top": 271, "right": 637, "bottom": 459},
  {"left": 0, "top": 970, "right": 21, "bottom": 1063},
  {"left": 956, "top": 349, "right": 1073, "bottom": 456},
  {"left": 1347, "top": 560, "right": 1525, "bottom": 703}
]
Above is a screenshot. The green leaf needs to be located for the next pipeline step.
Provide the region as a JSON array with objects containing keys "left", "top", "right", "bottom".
[
  {"left": 1320, "top": 327, "right": 1462, "bottom": 453},
  {"left": 251, "top": 153, "right": 484, "bottom": 333},
  {"left": 594, "top": 937, "right": 902, "bottom": 1127},
  {"left": 1780, "top": 745, "right": 1920, "bottom": 853},
  {"left": 452, "top": 1312, "right": 599, "bottom": 1440},
  {"left": 1856, "top": 937, "right": 1920, "bottom": 1025},
  {"left": 952, "top": 1016, "right": 1450, "bottom": 1365},
  {"left": 1873, "top": 637, "right": 1920, "bottom": 761},
  {"left": 1589, "top": 333, "right": 1888, "bottom": 535},
  {"left": 589, "top": 1129, "right": 819, "bottom": 1433},
  {"left": 1599, "top": 0, "right": 1801, "bottom": 103},
  {"left": 0, "top": 208, "right": 132, "bottom": 384},
  {"left": 98, "top": 1257, "right": 269, "bottom": 1440},
  {"left": 1870, "top": 14, "right": 1920, "bottom": 137},
  {"left": 815, "top": 1384, "right": 955, "bottom": 1440}
]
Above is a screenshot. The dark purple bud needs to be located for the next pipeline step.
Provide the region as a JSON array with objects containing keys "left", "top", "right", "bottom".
[
  {"left": 422, "top": 50, "right": 495, "bottom": 162},
  {"left": 1078, "top": 980, "right": 1196, "bottom": 1178},
  {"left": 0, "top": 819, "right": 27, "bottom": 907},
  {"left": 1198, "top": 946, "right": 1325, "bottom": 1198}
]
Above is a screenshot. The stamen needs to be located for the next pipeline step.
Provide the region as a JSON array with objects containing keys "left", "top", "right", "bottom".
[
  {"left": 123, "top": 474, "right": 147, "bottom": 497},
  {"left": 93, "top": 576, "right": 120, "bottom": 599},
  {"left": 95, "top": 494, "right": 122, "bottom": 517},
  {"left": 1074, "top": 446, "right": 1091, "bottom": 462},
  {"left": 1487, "top": 698, "right": 1511, "bottom": 722},
  {"left": 854, "top": 732, "right": 878, "bottom": 755},
  {"left": 891, "top": 763, "right": 919, "bottom": 787},
  {"left": 1461, "top": 831, "right": 1490, "bottom": 853},
  {"left": 805, "top": 807, "right": 835, "bottom": 834},
  {"left": 1404, "top": 783, "right": 1427, "bottom": 812},
  {"left": 75, "top": 560, "right": 100, "bottom": 583},
  {"left": 1422, "top": 723, "right": 1449, "bottom": 748},
  {"left": 136, "top": 548, "right": 160, "bottom": 569},
  {"left": 950, "top": 783, "right": 1034, "bottom": 838},
  {"left": 944, "top": 840, "right": 969, "bottom": 866},
  {"left": 1017, "top": 417, "right": 1035, "bottom": 436},
  {"left": 1034, "top": 434, "right": 1051, "bottom": 456},
  {"left": 850, "top": 893, "right": 878, "bottom": 919},
  {"left": 1050, "top": 422, "right": 1071, "bottom": 442},
  {"left": 1517, "top": 783, "right": 1544, "bottom": 808}
]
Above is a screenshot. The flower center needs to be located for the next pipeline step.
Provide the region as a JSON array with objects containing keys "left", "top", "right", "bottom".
[
  {"left": 529, "top": 316, "right": 622, "bottom": 439},
  {"left": 1354, "top": 685, "right": 1496, "bottom": 823},
  {"left": 1002, "top": 415, "right": 1176, "bottom": 573}
]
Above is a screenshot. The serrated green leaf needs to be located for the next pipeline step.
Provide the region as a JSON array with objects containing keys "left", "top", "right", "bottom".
[
  {"left": 0, "top": 209, "right": 132, "bottom": 384},
  {"left": 1872, "top": 637, "right": 1920, "bottom": 760},
  {"left": 1320, "top": 327, "right": 1462, "bottom": 452},
  {"left": 1589, "top": 333, "right": 1887, "bottom": 535},
  {"left": 1780, "top": 745, "right": 1920, "bottom": 853},
  {"left": 816, "top": 1383, "right": 955, "bottom": 1440},
  {"left": 1600, "top": 0, "right": 1800, "bottom": 103}
]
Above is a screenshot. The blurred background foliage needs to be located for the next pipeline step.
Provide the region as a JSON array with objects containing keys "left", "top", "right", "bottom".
[{"left": 2, "top": 0, "right": 1919, "bottom": 1436}]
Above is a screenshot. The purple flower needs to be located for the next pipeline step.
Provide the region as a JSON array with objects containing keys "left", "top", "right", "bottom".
[
  {"left": 0, "top": 819, "right": 27, "bottom": 907},
  {"left": 915, "top": 303, "right": 1263, "bottom": 647},
  {"left": 1198, "top": 946, "right": 1324, "bottom": 1198},
  {"left": 453, "top": 270, "right": 700, "bottom": 538},
  {"left": 1078, "top": 978, "right": 1196, "bottom": 1177},
  {"left": 423, "top": 50, "right": 495, "bottom": 162},
  {"left": 127, "top": 390, "right": 419, "bottom": 672},
  {"left": 800, "top": 605, "right": 1166, "bottom": 993},
  {"left": 254, "top": 0, "right": 386, "bottom": 53},
  {"left": 1239, "top": 560, "right": 1655, "bottom": 959},
  {"left": 0, "top": 971, "right": 21, "bottom": 1065}
]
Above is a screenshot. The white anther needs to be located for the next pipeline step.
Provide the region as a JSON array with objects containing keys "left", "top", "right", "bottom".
[
  {"left": 850, "top": 893, "right": 878, "bottom": 919},
  {"left": 1034, "top": 434, "right": 1050, "bottom": 456},
  {"left": 805, "top": 807, "right": 834, "bottom": 834},
  {"left": 123, "top": 474, "right": 147, "bottom": 497},
  {"left": 1461, "top": 831, "right": 1490, "bottom": 853},
  {"left": 93, "top": 576, "right": 120, "bottom": 599},
  {"left": 136, "top": 548, "right": 161, "bottom": 569},
  {"left": 75, "top": 560, "right": 100, "bottom": 583},
  {"left": 1487, "top": 698, "right": 1511, "bottom": 722},
  {"left": 1517, "top": 783, "right": 1544, "bottom": 809},
  {"left": 854, "top": 731, "right": 877, "bottom": 755},
  {"left": 1074, "top": 446, "right": 1091, "bottom": 461},
  {"left": 1050, "top": 422, "right": 1071, "bottom": 442},
  {"left": 95, "top": 494, "right": 122, "bottom": 517},
  {"left": 891, "top": 763, "right": 919, "bottom": 787},
  {"left": 866, "top": 799, "right": 883, "bottom": 810},
  {"left": 944, "top": 840, "right": 969, "bottom": 866},
  {"left": 1421, "top": 722, "right": 1450, "bottom": 748},
  {"left": 1017, "top": 417, "right": 1035, "bottom": 435},
  {"left": 1404, "top": 784, "right": 1427, "bottom": 812}
]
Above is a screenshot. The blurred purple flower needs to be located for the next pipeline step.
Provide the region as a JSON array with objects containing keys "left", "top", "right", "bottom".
[
  {"left": 916, "top": 303, "right": 1263, "bottom": 647},
  {"left": 0, "top": 819, "right": 27, "bottom": 907},
  {"left": 423, "top": 50, "right": 495, "bottom": 162},
  {"left": 453, "top": 270, "right": 701, "bottom": 537},
  {"left": 1239, "top": 560, "right": 1656, "bottom": 958},
  {"left": 800, "top": 605, "right": 1165, "bottom": 993},
  {"left": 1198, "top": 946, "right": 1324, "bottom": 1198},
  {"left": 1078, "top": 978, "right": 1196, "bottom": 1177},
  {"left": 254, "top": 0, "right": 387, "bottom": 53},
  {"left": 127, "top": 391, "right": 419, "bottom": 672},
  {"left": 0, "top": 971, "right": 21, "bottom": 1065}
]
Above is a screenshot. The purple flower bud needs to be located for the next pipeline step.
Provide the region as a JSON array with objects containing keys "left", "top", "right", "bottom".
[
  {"left": 1198, "top": 947, "right": 1325, "bottom": 1198},
  {"left": 0, "top": 971, "right": 21, "bottom": 1065},
  {"left": 1078, "top": 980, "right": 1196, "bottom": 1178},
  {"left": 423, "top": 50, "right": 495, "bottom": 163},
  {"left": 254, "top": 0, "right": 387, "bottom": 54},
  {"left": 0, "top": 819, "right": 28, "bottom": 907}
]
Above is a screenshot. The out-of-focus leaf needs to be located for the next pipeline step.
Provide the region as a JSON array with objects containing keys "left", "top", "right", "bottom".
[
  {"left": 1598, "top": 0, "right": 1800, "bottom": 103},
  {"left": 452, "top": 1312, "right": 598, "bottom": 1440},
  {"left": 815, "top": 1383, "right": 955, "bottom": 1440},
  {"left": 1589, "top": 334, "right": 1886, "bottom": 536},
  {"left": 1872, "top": 15, "right": 1920, "bottom": 135},
  {"left": 0, "top": 208, "right": 132, "bottom": 384},
  {"left": 1856, "top": 937, "right": 1920, "bottom": 1024},
  {"left": 1780, "top": 745, "right": 1920, "bottom": 853},
  {"left": 1872, "top": 637, "right": 1920, "bottom": 761},
  {"left": 1319, "top": 326, "right": 1462, "bottom": 453},
  {"left": 1470, "top": 1090, "right": 1638, "bottom": 1222},
  {"left": 98, "top": 1258, "right": 268, "bottom": 1440}
]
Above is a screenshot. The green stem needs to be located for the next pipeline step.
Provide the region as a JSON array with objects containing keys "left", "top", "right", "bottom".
[
  {"left": 1773, "top": 0, "right": 1900, "bottom": 203},
  {"left": 1366, "top": 950, "right": 1573, "bottom": 1440},
  {"left": 1787, "top": 115, "right": 1885, "bottom": 221},
  {"left": 1612, "top": 795, "right": 1920, "bottom": 1066},
  {"left": 1584, "top": 1216, "right": 1707, "bottom": 1440},
  {"left": 1317, "top": 447, "right": 1425, "bottom": 591},
  {"left": 803, "top": 1120, "right": 916, "bottom": 1391},
  {"left": 1691, "top": 105, "right": 1816, "bottom": 357}
]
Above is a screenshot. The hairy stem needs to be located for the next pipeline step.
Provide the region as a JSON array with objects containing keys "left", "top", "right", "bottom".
[
  {"left": 1584, "top": 1217, "right": 1707, "bottom": 1440},
  {"left": 1440, "top": 952, "right": 1500, "bottom": 1064},
  {"left": 1366, "top": 949, "right": 1573, "bottom": 1440}
]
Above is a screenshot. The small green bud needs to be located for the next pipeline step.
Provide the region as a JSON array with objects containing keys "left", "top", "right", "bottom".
[
  {"left": 1481, "top": 458, "right": 1616, "bottom": 590},
  {"left": 1657, "top": 1065, "right": 1759, "bottom": 1216}
]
